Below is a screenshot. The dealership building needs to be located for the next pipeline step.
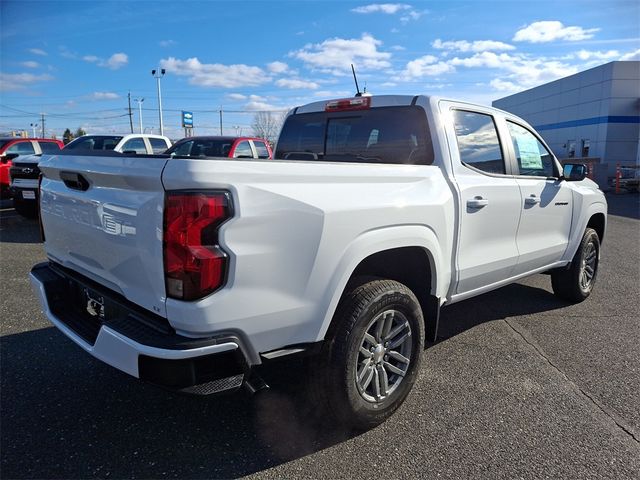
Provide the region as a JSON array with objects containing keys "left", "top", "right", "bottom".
[{"left": 493, "top": 61, "right": 640, "bottom": 185}]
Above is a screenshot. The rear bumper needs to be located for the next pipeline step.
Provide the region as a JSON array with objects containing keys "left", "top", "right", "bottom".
[{"left": 30, "top": 262, "right": 249, "bottom": 394}]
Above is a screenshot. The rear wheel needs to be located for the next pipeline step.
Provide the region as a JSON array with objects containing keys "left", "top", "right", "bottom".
[
  {"left": 312, "top": 279, "right": 424, "bottom": 430},
  {"left": 551, "top": 228, "right": 600, "bottom": 302}
]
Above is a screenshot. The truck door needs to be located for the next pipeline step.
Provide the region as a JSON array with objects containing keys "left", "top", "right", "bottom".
[
  {"left": 445, "top": 107, "right": 522, "bottom": 294},
  {"left": 504, "top": 121, "right": 573, "bottom": 274}
]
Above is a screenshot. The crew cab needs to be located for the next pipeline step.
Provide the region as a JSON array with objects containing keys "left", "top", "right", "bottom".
[
  {"left": 0, "top": 137, "right": 63, "bottom": 198},
  {"left": 30, "top": 95, "right": 606, "bottom": 429},
  {"left": 10, "top": 134, "right": 171, "bottom": 217},
  {"left": 165, "top": 136, "right": 272, "bottom": 159}
]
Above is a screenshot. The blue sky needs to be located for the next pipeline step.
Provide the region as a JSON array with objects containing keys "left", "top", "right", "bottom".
[{"left": 1, "top": 0, "right": 639, "bottom": 139}]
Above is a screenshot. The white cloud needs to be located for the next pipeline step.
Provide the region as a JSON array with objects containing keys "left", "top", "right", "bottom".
[
  {"left": 159, "top": 40, "right": 176, "bottom": 47},
  {"left": 267, "top": 61, "right": 289, "bottom": 73},
  {"left": 276, "top": 78, "right": 320, "bottom": 89},
  {"left": 574, "top": 49, "right": 620, "bottom": 60},
  {"left": 400, "top": 9, "right": 424, "bottom": 23},
  {"left": 290, "top": 34, "right": 392, "bottom": 75},
  {"left": 160, "top": 57, "right": 271, "bottom": 88},
  {"left": 101, "top": 53, "right": 128, "bottom": 70},
  {"left": 351, "top": 3, "right": 411, "bottom": 14},
  {"left": 313, "top": 90, "right": 352, "bottom": 98},
  {"left": 244, "top": 95, "right": 281, "bottom": 111},
  {"left": 29, "top": 48, "right": 47, "bottom": 56},
  {"left": 620, "top": 49, "right": 640, "bottom": 61},
  {"left": 83, "top": 55, "right": 99, "bottom": 63},
  {"left": 91, "top": 92, "right": 120, "bottom": 100},
  {"left": 227, "top": 93, "right": 248, "bottom": 101},
  {"left": 21, "top": 61, "right": 40, "bottom": 68},
  {"left": 450, "top": 51, "right": 578, "bottom": 93},
  {"left": 432, "top": 39, "right": 516, "bottom": 53},
  {"left": 0, "top": 72, "right": 54, "bottom": 91},
  {"left": 403, "top": 55, "right": 455, "bottom": 78},
  {"left": 489, "top": 78, "right": 521, "bottom": 93},
  {"left": 513, "top": 21, "right": 599, "bottom": 43}
]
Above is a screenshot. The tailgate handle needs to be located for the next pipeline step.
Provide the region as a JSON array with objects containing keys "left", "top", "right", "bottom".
[{"left": 60, "top": 171, "right": 90, "bottom": 191}]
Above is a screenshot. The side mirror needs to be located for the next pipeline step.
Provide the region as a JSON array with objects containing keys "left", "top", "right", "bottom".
[
  {"left": 122, "top": 150, "right": 138, "bottom": 155},
  {"left": 562, "top": 163, "right": 588, "bottom": 182},
  {"left": 1, "top": 153, "right": 19, "bottom": 163}
]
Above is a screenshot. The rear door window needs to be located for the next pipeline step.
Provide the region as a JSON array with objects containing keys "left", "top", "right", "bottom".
[
  {"left": 121, "top": 138, "right": 147, "bottom": 154},
  {"left": 38, "top": 141, "right": 61, "bottom": 153},
  {"left": 149, "top": 137, "right": 170, "bottom": 154},
  {"left": 275, "top": 106, "right": 433, "bottom": 165},
  {"left": 233, "top": 141, "right": 254, "bottom": 158},
  {"left": 252, "top": 140, "right": 270, "bottom": 158},
  {"left": 452, "top": 110, "right": 505, "bottom": 175}
]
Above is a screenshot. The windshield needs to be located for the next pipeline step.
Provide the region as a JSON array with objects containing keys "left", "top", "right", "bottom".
[
  {"left": 275, "top": 106, "right": 434, "bottom": 165},
  {"left": 0, "top": 140, "right": 13, "bottom": 150},
  {"left": 166, "top": 138, "right": 234, "bottom": 157},
  {"left": 64, "top": 136, "right": 123, "bottom": 151}
]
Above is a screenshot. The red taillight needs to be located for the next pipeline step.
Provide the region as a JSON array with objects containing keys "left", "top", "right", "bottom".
[
  {"left": 163, "top": 192, "right": 232, "bottom": 301},
  {"left": 325, "top": 96, "right": 371, "bottom": 112}
]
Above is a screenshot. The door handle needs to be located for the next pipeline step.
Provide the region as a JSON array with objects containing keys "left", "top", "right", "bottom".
[
  {"left": 525, "top": 194, "right": 540, "bottom": 206},
  {"left": 467, "top": 196, "right": 489, "bottom": 209},
  {"left": 60, "top": 171, "right": 90, "bottom": 191}
]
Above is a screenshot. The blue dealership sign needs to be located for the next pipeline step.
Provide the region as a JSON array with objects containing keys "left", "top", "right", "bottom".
[{"left": 182, "top": 111, "right": 193, "bottom": 128}]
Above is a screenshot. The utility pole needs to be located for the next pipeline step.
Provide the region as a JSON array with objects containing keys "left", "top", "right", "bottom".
[
  {"left": 219, "top": 107, "right": 223, "bottom": 135},
  {"left": 40, "top": 113, "right": 45, "bottom": 138},
  {"left": 151, "top": 68, "right": 166, "bottom": 136},
  {"left": 127, "top": 91, "right": 134, "bottom": 133}
]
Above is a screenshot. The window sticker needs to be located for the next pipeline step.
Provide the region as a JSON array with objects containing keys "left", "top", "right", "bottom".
[{"left": 515, "top": 134, "right": 543, "bottom": 170}]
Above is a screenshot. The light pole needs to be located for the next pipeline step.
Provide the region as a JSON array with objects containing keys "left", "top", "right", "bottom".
[
  {"left": 134, "top": 98, "right": 144, "bottom": 133},
  {"left": 30, "top": 123, "right": 38, "bottom": 138},
  {"left": 151, "top": 69, "right": 166, "bottom": 136},
  {"left": 233, "top": 125, "right": 242, "bottom": 136}
]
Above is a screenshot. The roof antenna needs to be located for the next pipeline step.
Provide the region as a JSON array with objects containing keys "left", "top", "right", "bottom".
[{"left": 351, "top": 64, "right": 362, "bottom": 97}]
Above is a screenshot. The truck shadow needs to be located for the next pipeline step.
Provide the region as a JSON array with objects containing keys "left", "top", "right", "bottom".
[
  {"left": 0, "top": 199, "right": 41, "bottom": 244},
  {"left": 1, "top": 281, "right": 567, "bottom": 479}
]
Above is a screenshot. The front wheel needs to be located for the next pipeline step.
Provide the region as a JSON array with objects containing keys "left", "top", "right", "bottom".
[
  {"left": 551, "top": 228, "right": 600, "bottom": 302},
  {"left": 312, "top": 280, "right": 425, "bottom": 430}
]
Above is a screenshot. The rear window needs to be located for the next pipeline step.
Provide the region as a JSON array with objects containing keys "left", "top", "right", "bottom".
[
  {"left": 38, "top": 141, "right": 61, "bottom": 152},
  {"left": 275, "top": 106, "right": 433, "bottom": 165},
  {"left": 65, "top": 136, "right": 123, "bottom": 151}
]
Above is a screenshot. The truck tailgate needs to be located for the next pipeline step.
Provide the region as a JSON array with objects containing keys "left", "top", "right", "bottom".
[{"left": 38, "top": 153, "right": 169, "bottom": 317}]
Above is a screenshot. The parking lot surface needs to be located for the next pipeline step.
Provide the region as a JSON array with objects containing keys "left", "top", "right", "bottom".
[{"left": 1, "top": 194, "right": 639, "bottom": 479}]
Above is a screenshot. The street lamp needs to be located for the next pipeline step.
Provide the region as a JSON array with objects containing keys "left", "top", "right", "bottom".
[
  {"left": 151, "top": 68, "right": 166, "bottom": 136},
  {"left": 30, "top": 123, "right": 38, "bottom": 138},
  {"left": 134, "top": 98, "right": 144, "bottom": 133}
]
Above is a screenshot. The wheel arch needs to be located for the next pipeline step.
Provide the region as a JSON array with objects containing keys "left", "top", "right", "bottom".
[{"left": 315, "top": 225, "right": 447, "bottom": 344}]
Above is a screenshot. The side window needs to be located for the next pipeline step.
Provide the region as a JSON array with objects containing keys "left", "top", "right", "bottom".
[
  {"left": 233, "top": 141, "right": 253, "bottom": 158},
  {"left": 6, "top": 142, "right": 36, "bottom": 156},
  {"left": 253, "top": 140, "right": 270, "bottom": 159},
  {"left": 149, "top": 138, "right": 169, "bottom": 154},
  {"left": 452, "top": 110, "right": 505, "bottom": 175},
  {"left": 38, "top": 141, "right": 61, "bottom": 153},
  {"left": 507, "top": 122, "right": 555, "bottom": 177},
  {"left": 121, "top": 138, "right": 147, "bottom": 154}
]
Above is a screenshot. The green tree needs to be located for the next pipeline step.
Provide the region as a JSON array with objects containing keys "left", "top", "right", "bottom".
[
  {"left": 63, "top": 128, "right": 74, "bottom": 144},
  {"left": 74, "top": 127, "right": 86, "bottom": 138}
]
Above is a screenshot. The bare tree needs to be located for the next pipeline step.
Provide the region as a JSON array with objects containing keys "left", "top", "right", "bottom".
[{"left": 251, "top": 111, "right": 286, "bottom": 143}]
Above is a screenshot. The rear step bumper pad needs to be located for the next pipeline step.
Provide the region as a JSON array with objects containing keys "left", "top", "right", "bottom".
[{"left": 30, "top": 262, "right": 246, "bottom": 393}]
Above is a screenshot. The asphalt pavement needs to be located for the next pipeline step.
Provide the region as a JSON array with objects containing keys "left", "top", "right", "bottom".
[{"left": 1, "top": 194, "right": 639, "bottom": 479}]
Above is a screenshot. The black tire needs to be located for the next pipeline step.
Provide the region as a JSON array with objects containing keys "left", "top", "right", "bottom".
[
  {"left": 13, "top": 197, "right": 38, "bottom": 219},
  {"left": 311, "top": 279, "right": 425, "bottom": 430},
  {"left": 551, "top": 228, "right": 600, "bottom": 302}
]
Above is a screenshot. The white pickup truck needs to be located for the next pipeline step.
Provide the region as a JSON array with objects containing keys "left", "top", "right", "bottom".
[{"left": 31, "top": 95, "right": 606, "bottom": 428}]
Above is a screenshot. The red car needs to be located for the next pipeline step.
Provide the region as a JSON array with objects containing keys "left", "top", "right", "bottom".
[
  {"left": 164, "top": 136, "right": 273, "bottom": 159},
  {"left": 0, "top": 138, "right": 64, "bottom": 197}
]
